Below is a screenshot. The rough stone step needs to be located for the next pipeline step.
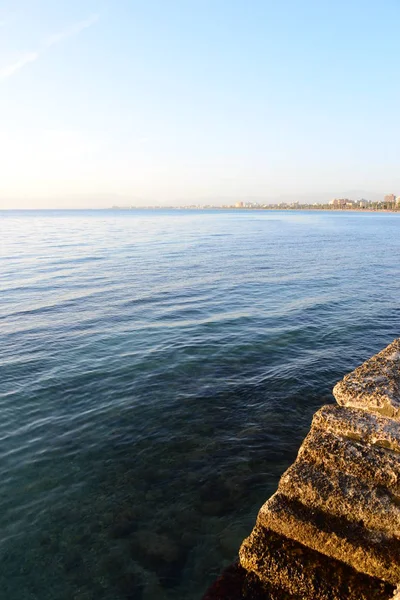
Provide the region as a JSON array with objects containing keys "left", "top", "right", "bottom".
[
  {"left": 278, "top": 457, "right": 400, "bottom": 537},
  {"left": 258, "top": 492, "right": 400, "bottom": 584},
  {"left": 333, "top": 338, "right": 400, "bottom": 418},
  {"left": 298, "top": 426, "right": 400, "bottom": 495},
  {"left": 239, "top": 526, "right": 395, "bottom": 600},
  {"left": 313, "top": 404, "right": 400, "bottom": 453}
]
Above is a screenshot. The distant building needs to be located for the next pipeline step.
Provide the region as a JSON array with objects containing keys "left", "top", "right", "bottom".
[
  {"left": 384, "top": 194, "right": 396, "bottom": 205},
  {"left": 330, "top": 198, "right": 349, "bottom": 208},
  {"left": 235, "top": 201, "right": 244, "bottom": 208}
]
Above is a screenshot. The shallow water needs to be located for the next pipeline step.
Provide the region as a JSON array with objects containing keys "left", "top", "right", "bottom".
[{"left": 1, "top": 209, "right": 400, "bottom": 599}]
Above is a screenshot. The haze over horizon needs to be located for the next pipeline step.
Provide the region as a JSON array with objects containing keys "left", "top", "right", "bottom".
[{"left": 1, "top": 0, "right": 399, "bottom": 209}]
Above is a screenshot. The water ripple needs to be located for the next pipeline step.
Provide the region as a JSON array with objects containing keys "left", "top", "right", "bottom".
[{"left": 0, "top": 209, "right": 400, "bottom": 600}]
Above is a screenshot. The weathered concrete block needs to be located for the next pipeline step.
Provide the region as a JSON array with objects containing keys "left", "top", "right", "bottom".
[
  {"left": 333, "top": 339, "right": 400, "bottom": 418},
  {"left": 298, "top": 425, "right": 400, "bottom": 495},
  {"left": 258, "top": 492, "right": 400, "bottom": 584},
  {"left": 314, "top": 404, "right": 400, "bottom": 453},
  {"left": 278, "top": 456, "right": 400, "bottom": 537},
  {"left": 239, "top": 526, "right": 395, "bottom": 600}
]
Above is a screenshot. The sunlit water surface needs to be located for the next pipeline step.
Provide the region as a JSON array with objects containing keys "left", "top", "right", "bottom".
[{"left": 1, "top": 209, "right": 400, "bottom": 600}]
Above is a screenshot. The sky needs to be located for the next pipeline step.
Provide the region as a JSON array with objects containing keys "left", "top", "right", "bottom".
[{"left": 0, "top": 0, "right": 399, "bottom": 208}]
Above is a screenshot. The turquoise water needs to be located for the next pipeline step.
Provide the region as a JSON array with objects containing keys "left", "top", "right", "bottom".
[{"left": 1, "top": 209, "right": 400, "bottom": 600}]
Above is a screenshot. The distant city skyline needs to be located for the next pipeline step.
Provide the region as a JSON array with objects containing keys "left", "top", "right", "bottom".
[
  {"left": 1, "top": 0, "right": 400, "bottom": 209},
  {"left": 1, "top": 190, "right": 394, "bottom": 210},
  {"left": 107, "top": 192, "right": 400, "bottom": 211}
]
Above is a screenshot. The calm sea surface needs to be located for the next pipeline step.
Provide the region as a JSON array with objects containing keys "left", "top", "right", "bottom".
[{"left": 1, "top": 209, "right": 400, "bottom": 600}]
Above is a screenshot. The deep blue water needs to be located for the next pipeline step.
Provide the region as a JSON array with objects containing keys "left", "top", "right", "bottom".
[{"left": 1, "top": 209, "right": 400, "bottom": 600}]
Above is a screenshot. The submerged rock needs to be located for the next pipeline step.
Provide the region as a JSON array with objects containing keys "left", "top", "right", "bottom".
[
  {"left": 203, "top": 338, "right": 400, "bottom": 599},
  {"left": 131, "top": 530, "right": 186, "bottom": 589}
]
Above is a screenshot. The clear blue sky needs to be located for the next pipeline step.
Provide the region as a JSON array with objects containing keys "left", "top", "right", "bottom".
[{"left": 1, "top": 0, "right": 399, "bottom": 207}]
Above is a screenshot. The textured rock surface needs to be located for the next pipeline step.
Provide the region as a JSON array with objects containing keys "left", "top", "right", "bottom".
[
  {"left": 313, "top": 404, "right": 400, "bottom": 452},
  {"left": 203, "top": 339, "right": 400, "bottom": 599},
  {"left": 298, "top": 424, "right": 400, "bottom": 494},
  {"left": 279, "top": 445, "right": 400, "bottom": 537},
  {"left": 258, "top": 492, "right": 400, "bottom": 584},
  {"left": 333, "top": 338, "right": 400, "bottom": 418},
  {"left": 393, "top": 586, "right": 400, "bottom": 600},
  {"left": 240, "top": 526, "right": 394, "bottom": 600}
]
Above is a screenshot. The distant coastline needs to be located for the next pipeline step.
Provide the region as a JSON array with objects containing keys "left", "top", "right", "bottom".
[
  {"left": 2, "top": 205, "right": 400, "bottom": 214},
  {"left": 111, "top": 193, "right": 400, "bottom": 212},
  {"left": 110, "top": 205, "right": 400, "bottom": 213}
]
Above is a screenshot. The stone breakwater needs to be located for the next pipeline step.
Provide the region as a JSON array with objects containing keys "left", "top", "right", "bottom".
[{"left": 203, "top": 339, "right": 400, "bottom": 599}]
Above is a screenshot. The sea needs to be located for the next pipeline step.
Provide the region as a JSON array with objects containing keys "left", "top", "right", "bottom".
[{"left": 1, "top": 209, "right": 400, "bottom": 600}]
